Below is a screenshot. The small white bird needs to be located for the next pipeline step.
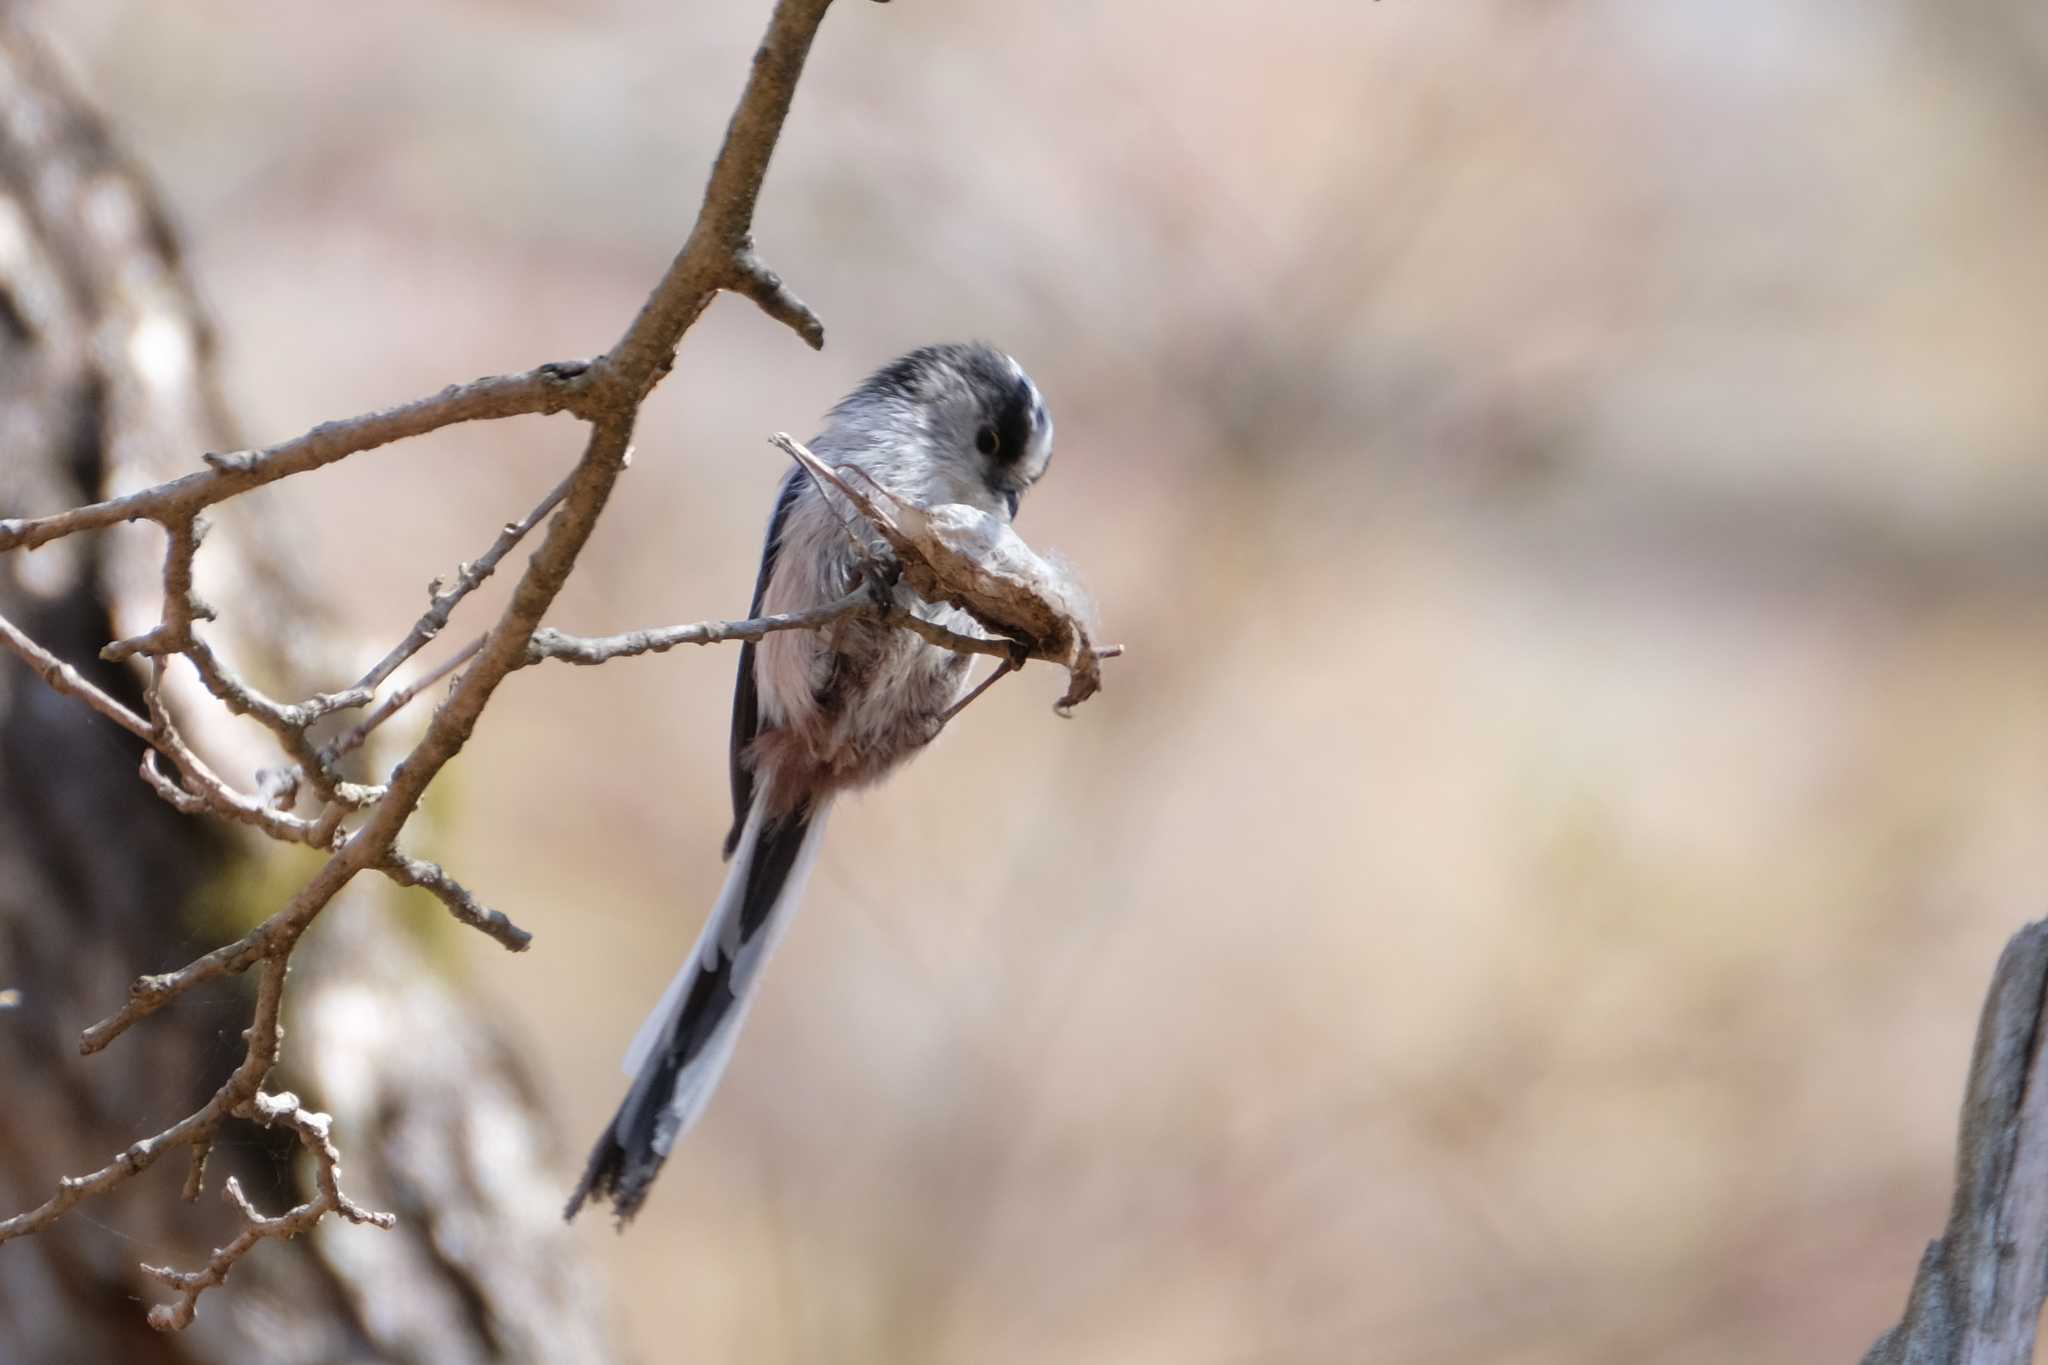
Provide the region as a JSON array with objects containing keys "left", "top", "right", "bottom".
[{"left": 569, "top": 343, "right": 1054, "bottom": 1223}]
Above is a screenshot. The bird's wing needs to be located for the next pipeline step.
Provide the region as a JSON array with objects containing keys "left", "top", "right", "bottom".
[{"left": 725, "top": 469, "right": 806, "bottom": 857}]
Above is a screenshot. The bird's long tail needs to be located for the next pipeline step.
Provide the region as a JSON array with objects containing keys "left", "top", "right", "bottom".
[{"left": 567, "top": 794, "right": 830, "bottom": 1223}]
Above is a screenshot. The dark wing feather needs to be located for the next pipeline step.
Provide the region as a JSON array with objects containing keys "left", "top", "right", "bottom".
[{"left": 725, "top": 470, "right": 805, "bottom": 857}]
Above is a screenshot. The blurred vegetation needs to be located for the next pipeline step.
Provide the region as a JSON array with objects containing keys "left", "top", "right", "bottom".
[{"left": 47, "top": 1, "right": 2048, "bottom": 1360}]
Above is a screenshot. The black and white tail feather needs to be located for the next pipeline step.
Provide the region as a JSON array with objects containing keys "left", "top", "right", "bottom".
[
  {"left": 566, "top": 792, "right": 827, "bottom": 1222},
  {"left": 565, "top": 343, "right": 1054, "bottom": 1224},
  {"left": 566, "top": 469, "right": 820, "bottom": 1225}
]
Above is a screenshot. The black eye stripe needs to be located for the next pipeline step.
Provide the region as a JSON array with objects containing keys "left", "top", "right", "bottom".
[{"left": 991, "top": 384, "right": 1035, "bottom": 466}]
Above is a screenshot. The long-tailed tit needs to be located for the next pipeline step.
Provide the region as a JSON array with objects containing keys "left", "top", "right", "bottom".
[{"left": 568, "top": 343, "right": 1055, "bottom": 1222}]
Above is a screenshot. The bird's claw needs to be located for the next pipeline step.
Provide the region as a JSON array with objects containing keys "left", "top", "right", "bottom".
[{"left": 861, "top": 558, "right": 902, "bottom": 614}]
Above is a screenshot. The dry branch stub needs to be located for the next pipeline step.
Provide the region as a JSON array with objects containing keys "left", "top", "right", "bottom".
[{"left": 1863, "top": 919, "right": 2048, "bottom": 1365}]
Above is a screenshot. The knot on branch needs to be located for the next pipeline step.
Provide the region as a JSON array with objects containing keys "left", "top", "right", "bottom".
[{"left": 199, "top": 449, "right": 258, "bottom": 475}]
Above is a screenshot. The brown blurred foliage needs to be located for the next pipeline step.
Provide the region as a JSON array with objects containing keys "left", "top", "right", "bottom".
[{"left": 41, "top": 1, "right": 2048, "bottom": 1360}]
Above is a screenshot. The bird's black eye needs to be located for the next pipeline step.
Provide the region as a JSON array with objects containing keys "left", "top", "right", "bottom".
[{"left": 975, "top": 424, "right": 1000, "bottom": 456}]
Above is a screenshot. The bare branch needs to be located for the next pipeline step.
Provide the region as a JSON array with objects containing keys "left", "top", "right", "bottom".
[
  {"left": 1, "top": 957, "right": 291, "bottom": 1243},
  {"left": 884, "top": 605, "right": 1029, "bottom": 663},
  {"left": 138, "top": 749, "right": 208, "bottom": 815},
  {"left": 321, "top": 635, "right": 485, "bottom": 766},
  {"left": 525, "top": 589, "right": 871, "bottom": 666},
  {"left": 141, "top": 1092, "right": 394, "bottom": 1332},
  {"left": 0, "top": 367, "right": 588, "bottom": 552},
  {"left": 605, "top": 0, "right": 835, "bottom": 380},
  {"left": 323, "top": 1, "right": 846, "bottom": 880},
  {"left": 78, "top": 929, "right": 269, "bottom": 1057},
  {"left": 379, "top": 851, "right": 531, "bottom": 952},
  {"left": 729, "top": 246, "right": 825, "bottom": 350},
  {"left": 327, "top": 468, "right": 577, "bottom": 708},
  {"left": 152, "top": 516, "right": 355, "bottom": 805},
  {"left": 139, "top": 664, "right": 337, "bottom": 846},
  {"left": 935, "top": 656, "right": 1018, "bottom": 729},
  {"left": 180, "top": 634, "right": 351, "bottom": 804},
  {"left": 0, "top": 610, "right": 155, "bottom": 742}
]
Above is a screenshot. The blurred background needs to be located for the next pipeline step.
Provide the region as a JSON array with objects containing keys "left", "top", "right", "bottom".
[{"left": 34, "top": 0, "right": 2048, "bottom": 1359}]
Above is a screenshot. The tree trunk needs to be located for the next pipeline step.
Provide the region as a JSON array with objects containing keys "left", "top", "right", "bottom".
[{"left": 0, "top": 12, "right": 614, "bottom": 1361}]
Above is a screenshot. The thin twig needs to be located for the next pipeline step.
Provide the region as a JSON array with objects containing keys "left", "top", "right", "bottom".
[
  {"left": 0, "top": 610, "right": 155, "bottom": 742},
  {"left": 138, "top": 749, "right": 207, "bottom": 816},
  {"left": 77, "top": 929, "right": 268, "bottom": 1057},
  {"left": 322, "top": 635, "right": 485, "bottom": 766},
  {"left": 139, "top": 666, "right": 333, "bottom": 847},
  {"left": 181, "top": 635, "right": 350, "bottom": 804},
  {"left": 156, "top": 513, "right": 350, "bottom": 804},
  {"left": 937, "top": 656, "right": 1018, "bottom": 728},
  {"left": 324, "top": 470, "right": 577, "bottom": 708},
  {"left": 525, "top": 590, "right": 871, "bottom": 667},
  {"left": 141, "top": 1092, "right": 394, "bottom": 1331},
  {"left": 885, "top": 606, "right": 1029, "bottom": 663},
  {"left": 1, "top": 956, "right": 291, "bottom": 1242},
  {"left": 0, "top": 367, "right": 590, "bottom": 553},
  {"left": 379, "top": 851, "right": 531, "bottom": 952}
]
